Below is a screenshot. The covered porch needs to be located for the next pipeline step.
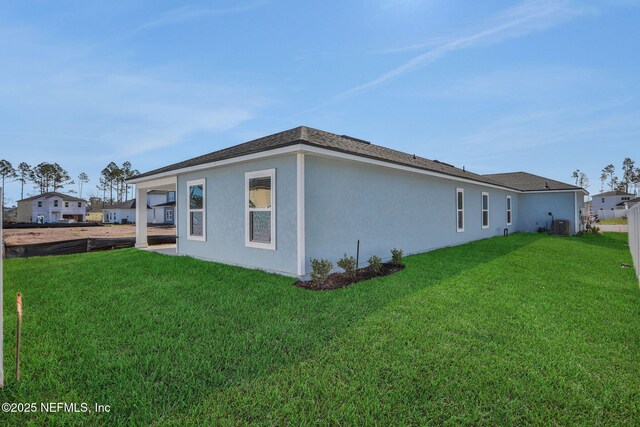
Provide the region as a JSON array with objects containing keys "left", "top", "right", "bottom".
[{"left": 132, "top": 176, "right": 178, "bottom": 250}]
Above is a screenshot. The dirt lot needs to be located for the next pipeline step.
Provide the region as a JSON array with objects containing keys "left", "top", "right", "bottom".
[{"left": 3, "top": 225, "right": 176, "bottom": 245}]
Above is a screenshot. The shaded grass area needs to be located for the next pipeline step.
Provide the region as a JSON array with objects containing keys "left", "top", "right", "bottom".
[
  {"left": 598, "top": 218, "right": 628, "bottom": 225},
  {"left": 1, "top": 233, "right": 638, "bottom": 425}
]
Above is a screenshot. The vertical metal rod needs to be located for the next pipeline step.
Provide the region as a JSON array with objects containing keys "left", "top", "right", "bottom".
[
  {"left": 16, "top": 293, "right": 22, "bottom": 382},
  {"left": 356, "top": 240, "right": 360, "bottom": 270},
  {"left": 0, "top": 186, "right": 3, "bottom": 388}
]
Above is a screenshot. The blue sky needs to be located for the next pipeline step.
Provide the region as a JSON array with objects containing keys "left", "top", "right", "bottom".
[{"left": 1, "top": 0, "right": 639, "bottom": 205}]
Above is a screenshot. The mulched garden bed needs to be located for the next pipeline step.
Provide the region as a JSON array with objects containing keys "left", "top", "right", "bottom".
[{"left": 295, "top": 263, "right": 405, "bottom": 291}]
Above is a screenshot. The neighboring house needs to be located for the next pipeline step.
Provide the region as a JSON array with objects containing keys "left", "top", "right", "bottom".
[
  {"left": 103, "top": 192, "right": 175, "bottom": 224},
  {"left": 591, "top": 190, "right": 635, "bottom": 211},
  {"left": 17, "top": 192, "right": 86, "bottom": 223},
  {"left": 128, "top": 126, "right": 586, "bottom": 279},
  {"left": 624, "top": 197, "right": 640, "bottom": 210},
  {"left": 149, "top": 190, "right": 176, "bottom": 225},
  {"left": 2, "top": 207, "right": 17, "bottom": 222},
  {"left": 103, "top": 199, "right": 152, "bottom": 224}
]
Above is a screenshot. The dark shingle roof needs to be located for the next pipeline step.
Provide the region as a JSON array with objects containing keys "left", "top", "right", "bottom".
[
  {"left": 483, "top": 172, "right": 583, "bottom": 192},
  {"left": 106, "top": 199, "right": 150, "bottom": 210},
  {"left": 132, "top": 126, "right": 512, "bottom": 188},
  {"left": 132, "top": 126, "right": 582, "bottom": 193},
  {"left": 592, "top": 190, "right": 635, "bottom": 197},
  {"left": 152, "top": 201, "right": 176, "bottom": 207},
  {"left": 18, "top": 192, "right": 86, "bottom": 202}
]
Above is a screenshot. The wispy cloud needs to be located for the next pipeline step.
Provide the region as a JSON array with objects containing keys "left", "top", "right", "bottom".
[
  {"left": 453, "top": 99, "right": 640, "bottom": 167},
  {"left": 336, "top": 0, "right": 584, "bottom": 100},
  {"left": 132, "top": 1, "right": 266, "bottom": 33}
]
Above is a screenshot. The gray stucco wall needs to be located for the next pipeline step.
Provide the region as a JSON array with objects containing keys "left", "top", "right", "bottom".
[
  {"left": 304, "top": 155, "right": 519, "bottom": 274},
  {"left": 172, "top": 151, "right": 579, "bottom": 278},
  {"left": 177, "top": 154, "right": 298, "bottom": 276},
  {"left": 517, "top": 191, "right": 579, "bottom": 233}
]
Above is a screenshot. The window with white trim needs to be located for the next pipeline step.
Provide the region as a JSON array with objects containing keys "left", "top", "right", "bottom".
[
  {"left": 187, "top": 179, "right": 206, "bottom": 241},
  {"left": 456, "top": 188, "right": 464, "bottom": 232},
  {"left": 245, "top": 169, "right": 276, "bottom": 250},
  {"left": 506, "top": 195, "right": 512, "bottom": 225},
  {"left": 65, "top": 202, "right": 69, "bottom": 208},
  {"left": 481, "top": 192, "right": 489, "bottom": 229}
]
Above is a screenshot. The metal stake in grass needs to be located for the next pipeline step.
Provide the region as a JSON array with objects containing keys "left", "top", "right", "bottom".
[{"left": 16, "top": 293, "right": 22, "bottom": 382}]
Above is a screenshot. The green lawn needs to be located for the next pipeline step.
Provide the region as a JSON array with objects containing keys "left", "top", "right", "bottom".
[
  {"left": 1, "top": 233, "right": 638, "bottom": 425},
  {"left": 599, "top": 218, "right": 628, "bottom": 225}
]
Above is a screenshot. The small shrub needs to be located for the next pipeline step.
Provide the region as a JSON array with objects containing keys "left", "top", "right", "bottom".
[
  {"left": 310, "top": 258, "right": 333, "bottom": 287},
  {"left": 368, "top": 255, "right": 382, "bottom": 274},
  {"left": 337, "top": 253, "right": 357, "bottom": 280},
  {"left": 391, "top": 248, "right": 404, "bottom": 266}
]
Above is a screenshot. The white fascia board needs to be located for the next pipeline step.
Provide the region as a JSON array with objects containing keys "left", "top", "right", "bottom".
[{"left": 127, "top": 145, "right": 305, "bottom": 184}]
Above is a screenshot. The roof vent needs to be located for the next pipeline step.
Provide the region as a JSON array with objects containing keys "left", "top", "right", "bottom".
[
  {"left": 433, "top": 160, "right": 455, "bottom": 168},
  {"left": 340, "top": 135, "right": 371, "bottom": 145}
]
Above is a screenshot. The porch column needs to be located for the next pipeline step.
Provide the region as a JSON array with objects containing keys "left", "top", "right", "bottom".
[{"left": 135, "top": 187, "right": 148, "bottom": 248}]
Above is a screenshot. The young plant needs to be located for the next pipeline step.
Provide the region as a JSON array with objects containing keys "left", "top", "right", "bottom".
[
  {"left": 310, "top": 258, "right": 333, "bottom": 287},
  {"left": 337, "top": 253, "right": 357, "bottom": 280},
  {"left": 368, "top": 255, "right": 382, "bottom": 274},
  {"left": 391, "top": 248, "right": 404, "bottom": 266}
]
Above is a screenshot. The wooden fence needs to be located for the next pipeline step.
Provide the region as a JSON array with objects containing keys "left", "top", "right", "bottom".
[{"left": 628, "top": 204, "right": 640, "bottom": 282}]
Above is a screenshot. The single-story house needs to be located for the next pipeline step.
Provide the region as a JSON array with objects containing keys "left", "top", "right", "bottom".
[
  {"left": 103, "top": 199, "right": 152, "bottom": 224},
  {"left": 17, "top": 192, "right": 86, "bottom": 223},
  {"left": 591, "top": 190, "right": 635, "bottom": 211},
  {"left": 128, "top": 126, "right": 586, "bottom": 279},
  {"left": 103, "top": 191, "right": 175, "bottom": 224}
]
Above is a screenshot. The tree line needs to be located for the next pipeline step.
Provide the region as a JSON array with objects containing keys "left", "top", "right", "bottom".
[
  {"left": 0, "top": 159, "right": 139, "bottom": 209},
  {"left": 599, "top": 158, "right": 639, "bottom": 194},
  {"left": 571, "top": 158, "right": 639, "bottom": 195}
]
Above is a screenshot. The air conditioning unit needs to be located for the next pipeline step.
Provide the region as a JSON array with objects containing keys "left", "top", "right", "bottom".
[{"left": 553, "top": 220, "right": 570, "bottom": 236}]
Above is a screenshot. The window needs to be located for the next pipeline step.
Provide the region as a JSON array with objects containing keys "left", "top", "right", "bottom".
[
  {"left": 37, "top": 201, "right": 42, "bottom": 207},
  {"left": 481, "top": 192, "right": 489, "bottom": 229},
  {"left": 65, "top": 202, "right": 69, "bottom": 208},
  {"left": 456, "top": 188, "right": 464, "bottom": 232},
  {"left": 245, "top": 169, "right": 276, "bottom": 250},
  {"left": 506, "top": 195, "right": 512, "bottom": 225},
  {"left": 78, "top": 202, "right": 82, "bottom": 207},
  {"left": 53, "top": 200, "right": 59, "bottom": 207},
  {"left": 187, "top": 179, "right": 206, "bottom": 241},
  {"left": 601, "top": 198, "right": 605, "bottom": 203},
  {"left": 165, "top": 209, "right": 173, "bottom": 222},
  {"left": 167, "top": 191, "right": 176, "bottom": 203}
]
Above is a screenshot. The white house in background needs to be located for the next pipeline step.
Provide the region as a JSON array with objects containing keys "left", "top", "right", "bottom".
[
  {"left": 102, "top": 191, "right": 175, "bottom": 224},
  {"left": 17, "top": 192, "right": 86, "bottom": 223},
  {"left": 103, "top": 199, "right": 152, "bottom": 224},
  {"left": 591, "top": 190, "right": 636, "bottom": 211}
]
